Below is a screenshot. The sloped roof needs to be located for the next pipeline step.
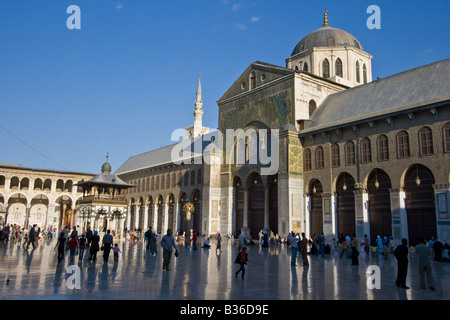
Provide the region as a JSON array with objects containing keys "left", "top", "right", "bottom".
[
  {"left": 301, "top": 58, "right": 450, "bottom": 134},
  {"left": 115, "top": 131, "right": 218, "bottom": 175}
]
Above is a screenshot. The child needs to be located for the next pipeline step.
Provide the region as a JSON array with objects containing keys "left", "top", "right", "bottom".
[
  {"left": 235, "top": 247, "right": 249, "bottom": 280},
  {"left": 112, "top": 243, "right": 121, "bottom": 263}
]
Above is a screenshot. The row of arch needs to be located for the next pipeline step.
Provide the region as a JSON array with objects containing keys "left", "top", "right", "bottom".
[
  {"left": 127, "top": 189, "right": 202, "bottom": 234},
  {"left": 304, "top": 124, "right": 450, "bottom": 171},
  {"left": 307, "top": 164, "right": 436, "bottom": 246},
  {"left": 127, "top": 169, "right": 202, "bottom": 194},
  {"left": 0, "top": 176, "right": 83, "bottom": 193}
]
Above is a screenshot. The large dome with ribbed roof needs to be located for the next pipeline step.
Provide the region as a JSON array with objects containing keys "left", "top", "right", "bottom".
[{"left": 290, "top": 12, "right": 363, "bottom": 57}]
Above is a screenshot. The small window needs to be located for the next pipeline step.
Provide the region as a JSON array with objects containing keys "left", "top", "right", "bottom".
[
  {"left": 361, "top": 138, "right": 372, "bottom": 164},
  {"left": 304, "top": 149, "right": 312, "bottom": 171},
  {"left": 323, "top": 59, "right": 330, "bottom": 78},
  {"left": 191, "top": 171, "right": 196, "bottom": 185},
  {"left": 419, "top": 127, "right": 433, "bottom": 156},
  {"left": 197, "top": 169, "right": 202, "bottom": 184},
  {"left": 397, "top": 131, "right": 410, "bottom": 159},
  {"left": 315, "top": 147, "right": 324, "bottom": 169},
  {"left": 377, "top": 135, "right": 389, "bottom": 161},
  {"left": 184, "top": 172, "right": 189, "bottom": 186},
  {"left": 308, "top": 100, "right": 316, "bottom": 116},
  {"left": 250, "top": 71, "right": 256, "bottom": 90},
  {"left": 335, "top": 58, "right": 343, "bottom": 78},
  {"left": 331, "top": 144, "right": 340, "bottom": 167},
  {"left": 345, "top": 141, "right": 356, "bottom": 166},
  {"left": 443, "top": 122, "right": 450, "bottom": 153},
  {"left": 363, "top": 64, "right": 367, "bottom": 84},
  {"left": 303, "top": 62, "right": 308, "bottom": 72}
]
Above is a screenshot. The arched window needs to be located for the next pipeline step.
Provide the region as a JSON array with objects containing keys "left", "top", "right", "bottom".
[
  {"left": 197, "top": 169, "right": 202, "bottom": 184},
  {"left": 443, "top": 122, "right": 450, "bottom": 153},
  {"left": 184, "top": 172, "right": 189, "bottom": 186},
  {"left": 151, "top": 177, "right": 155, "bottom": 191},
  {"left": 363, "top": 64, "right": 367, "bottom": 84},
  {"left": 335, "top": 58, "right": 343, "bottom": 78},
  {"left": 356, "top": 61, "right": 361, "bottom": 83},
  {"left": 396, "top": 131, "right": 410, "bottom": 158},
  {"left": 303, "top": 62, "right": 308, "bottom": 72},
  {"left": 308, "top": 100, "right": 317, "bottom": 116},
  {"left": 191, "top": 171, "right": 196, "bottom": 185},
  {"left": 322, "top": 59, "right": 330, "bottom": 78},
  {"left": 377, "top": 134, "right": 389, "bottom": 161},
  {"left": 361, "top": 138, "right": 372, "bottom": 163},
  {"left": 172, "top": 173, "right": 177, "bottom": 188},
  {"left": 250, "top": 71, "right": 256, "bottom": 90},
  {"left": 419, "top": 127, "right": 433, "bottom": 156},
  {"left": 166, "top": 174, "right": 171, "bottom": 189},
  {"left": 304, "top": 149, "right": 312, "bottom": 171},
  {"left": 331, "top": 144, "right": 340, "bottom": 167},
  {"left": 155, "top": 176, "right": 160, "bottom": 190},
  {"left": 315, "top": 147, "right": 324, "bottom": 169},
  {"left": 345, "top": 141, "right": 356, "bottom": 165}
]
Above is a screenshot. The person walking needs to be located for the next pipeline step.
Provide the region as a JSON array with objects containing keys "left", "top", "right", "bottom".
[
  {"left": 216, "top": 232, "right": 222, "bottom": 253},
  {"left": 68, "top": 235, "right": 78, "bottom": 262},
  {"left": 86, "top": 226, "right": 93, "bottom": 246},
  {"left": 300, "top": 232, "right": 309, "bottom": 266},
  {"left": 55, "top": 232, "right": 66, "bottom": 263},
  {"left": 160, "top": 229, "right": 178, "bottom": 271},
  {"left": 415, "top": 238, "right": 436, "bottom": 290},
  {"left": 112, "top": 243, "right": 121, "bottom": 263},
  {"left": 351, "top": 234, "right": 359, "bottom": 265},
  {"left": 393, "top": 238, "right": 409, "bottom": 289},
  {"left": 148, "top": 227, "right": 158, "bottom": 256},
  {"left": 89, "top": 231, "right": 100, "bottom": 262},
  {"left": 78, "top": 234, "right": 87, "bottom": 261},
  {"left": 289, "top": 231, "right": 298, "bottom": 266},
  {"left": 26, "top": 225, "right": 37, "bottom": 249},
  {"left": 317, "top": 233, "right": 325, "bottom": 257},
  {"left": 102, "top": 229, "right": 114, "bottom": 263},
  {"left": 192, "top": 231, "right": 198, "bottom": 250},
  {"left": 235, "top": 247, "right": 249, "bottom": 280}
]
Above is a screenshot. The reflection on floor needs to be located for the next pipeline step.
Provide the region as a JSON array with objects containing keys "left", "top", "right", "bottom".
[{"left": 0, "top": 238, "right": 448, "bottom": 300}]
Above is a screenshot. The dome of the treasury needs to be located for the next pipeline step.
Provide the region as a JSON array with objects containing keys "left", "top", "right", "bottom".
[{"left": 291, "top": 13, "right": 363, "bottom": 56}]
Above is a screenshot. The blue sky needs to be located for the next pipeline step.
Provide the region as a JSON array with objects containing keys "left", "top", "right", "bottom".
[{"left": 0, "top": 0, "right": 449, "bottom": 174}]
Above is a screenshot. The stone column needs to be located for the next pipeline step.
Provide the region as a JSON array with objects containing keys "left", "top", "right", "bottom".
[
  {"left": 143, "top": 204, "right": 149, "bottom": 230},
  {"left": 353, "top": 188, "right": 367, "bottom": 239},
  {"left": 264, "top": 186, "right": 270, "bottom": 231},
  {"left": 163, "top": 203, "right": 169, "bottom": 233},
  {"left": 389, "top": 188, "right": 408, "bottom": 244},
  {"left": 242, "top": 186, "right": 250, "bottom": 237}
]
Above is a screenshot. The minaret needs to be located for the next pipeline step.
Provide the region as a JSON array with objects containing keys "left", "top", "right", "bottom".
[
  {"left": 193, "top": 73, "right": 204, "bottom": 135},
  {"left": 186, "top": 73, "right": 209, "bottom": 139}
]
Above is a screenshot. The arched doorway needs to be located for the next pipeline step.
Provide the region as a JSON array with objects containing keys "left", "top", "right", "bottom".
[
  {"left": 336, "top": 173, "right": 356, "bottom": 238},
  {"left": 367, "top": 169, "right": 392, "bottom": 243},
  {"left": 234, "top": 177, "right": 244, "bottom": 235},
  {"left": 404, "top": 164, "right": 436, "bottom": 246},
  {"left": 309, "top": 179, "right": 323, "bottom": 237},
  {"left": 248, "top": 173, "right": 264, "bottom": 239}
]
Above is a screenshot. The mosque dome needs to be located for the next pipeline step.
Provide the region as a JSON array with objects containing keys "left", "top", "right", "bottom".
[
  {"left": 290, "top": 11, "right": 363, "bottom": 56},
  {"left": 101, "top": 154, "right": 112, "bottom": 174}
]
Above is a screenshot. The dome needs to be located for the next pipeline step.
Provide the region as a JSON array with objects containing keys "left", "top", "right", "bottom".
[
  {"left": 290, "top": 14, "right": 363, "bottom": 56},
  {"left": 101, "top": 154, "right": 112, "bottom": 174}
]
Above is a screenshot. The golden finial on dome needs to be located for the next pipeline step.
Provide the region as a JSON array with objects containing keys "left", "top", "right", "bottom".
[{"left": 323, "top": 9, "right": 328, "bottom": 26}]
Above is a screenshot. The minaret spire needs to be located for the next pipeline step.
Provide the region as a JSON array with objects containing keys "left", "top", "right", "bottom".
[{"left": 195, "top": 72, "right": 203, "bottom": 110}]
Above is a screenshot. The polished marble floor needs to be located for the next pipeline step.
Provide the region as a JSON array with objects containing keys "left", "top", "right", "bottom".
[{"left": 0, "top": 237, "right": 448, "bottom": 300}]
